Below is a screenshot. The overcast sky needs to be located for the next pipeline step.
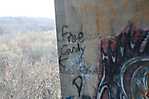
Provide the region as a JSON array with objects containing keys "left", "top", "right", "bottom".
[{"left": 0, "top": 0, "right": 55, "bottom": 18}]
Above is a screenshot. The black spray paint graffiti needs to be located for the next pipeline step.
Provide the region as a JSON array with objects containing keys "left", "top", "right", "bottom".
[
  {"left": 70, "top": 76, "right": 91, "bottom": 98},
  {"left": 97, "top": 23, "right": 149, "bottom": 99},
  {"left": 62, "top": 25, "right": 84, "bottom": 43},
  {"left": 59, "top": 55, "right": 68, "bottom": 68},
  {"left": 67, "top": 31, "right": 84, "bottom": 43},
  {"left": 59, "top": 25, "right": 85, "bottom": 72},
  {"left": 60, "top": 43, "right": 84, "bottom": 56},
  {"left": 72, "top": 76, "right": 83, "bottom": 97},
  {"left": 59, "top": 45, "right": 85, "bottom": 69},
  {"left": 61, "top": 25, "right": 85, "bottom": 56}
]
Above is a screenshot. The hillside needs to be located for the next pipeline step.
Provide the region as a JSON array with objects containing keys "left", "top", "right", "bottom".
[{"left": 0, "top": 17, "right": 55, "bottom": 34}]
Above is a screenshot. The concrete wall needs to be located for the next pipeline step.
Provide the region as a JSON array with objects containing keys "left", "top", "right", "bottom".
[{"left": 55, "top": 0, "right": 149, "bottom": 98}]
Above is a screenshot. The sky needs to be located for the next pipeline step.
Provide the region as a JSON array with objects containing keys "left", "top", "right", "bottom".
[{"left": 0, "top": 0, "right": 55, "bottom": 18}]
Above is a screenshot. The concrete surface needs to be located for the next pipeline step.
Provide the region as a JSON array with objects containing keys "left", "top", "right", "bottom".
[{"left": 55, "top": 0, "right": 149, "bottom": 98}]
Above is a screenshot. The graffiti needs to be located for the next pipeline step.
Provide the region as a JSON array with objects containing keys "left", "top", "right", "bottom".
[
  {"left": 67, "top": 31, "right": 84, "bottom": 43},
  {"left": 72, "top": 76, "right": 83, "bottom": 97},
  {"left": 97, "top": 23, "right": 149, "bottom": 99},
  {"left": 81, "top": 95, "right": 91, "bottom": 99},
  {"left": 61, "top": 25, "right": 85, "bottom": 56},
  {"left": 120, "top": 57, "right": 149, "bottom": 99},
  {"left": 60, "top": 23, "right": 149, "bottom": 99},
  {"left": 59, "top": 55, "right": 68, "bottom": 68},
  {"left": 65, "top": 96, "right": 74, "bottom": 99},
  {"left": 62, "top": 25, "right": 84, "bottom": 43},
  {"left": 59, "top": 25, "right": 86, "bottom": 73},
  {"left": 58, "top": 45, "right": 85, "bottom": 69},
  {"left": 60, "top": 43, "right": 85, "bottom": 56},
  {"left": 65, "top": 95, "right": 91, "bottom": 99}
]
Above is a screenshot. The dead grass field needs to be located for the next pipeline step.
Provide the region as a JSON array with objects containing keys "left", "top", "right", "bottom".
[{"left": 0, "top": 31, "right": 61, "bottom": 99}]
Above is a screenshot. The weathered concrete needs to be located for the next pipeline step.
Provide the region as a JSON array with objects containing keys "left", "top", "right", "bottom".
[{"left": 55, "top": 0, "right": 149, "bottom": 98}]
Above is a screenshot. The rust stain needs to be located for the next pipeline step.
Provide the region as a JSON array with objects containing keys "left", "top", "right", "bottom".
[
  {"left": 80, "top": 4, "right": 97, "bottom": 13},
  {"left": 96, "top": 11, "right": 101, "bottom": 33},
  {"left": 111, "top": 7, "right": 117, "bottom": 17},
  {"left": 80, "top": 4, "right": 103, "bottom": 33},
  {"left": 123, "top": 0, "right": 129, "bottom": 11},
  {"left": 104, "top": 0, "right": 117, "bottom": 17},
  {"left": 132, "top": 0, "right": 149, "bottom": 24},
  {"left": 80, "top": 2, "right": 115, "bottom": 34},
  {"left": 141, "top": 0, "right": 149, "bottom": 21},
  {"left": 95, "top": 9, "right": 110, "bottom": 34},
  {"left": 143, "top": 9, "right": 149, "bottom": 21}
]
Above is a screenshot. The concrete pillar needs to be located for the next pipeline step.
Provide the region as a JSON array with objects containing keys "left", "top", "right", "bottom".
[{"left": 55, "top": 0, "right": 149, "bottom": 98}]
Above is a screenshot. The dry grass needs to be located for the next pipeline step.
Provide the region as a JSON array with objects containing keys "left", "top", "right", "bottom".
[{"left": 0, "top": 31, "right": 61, "bottom": 99}]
